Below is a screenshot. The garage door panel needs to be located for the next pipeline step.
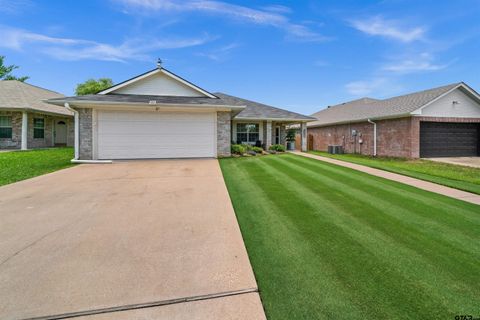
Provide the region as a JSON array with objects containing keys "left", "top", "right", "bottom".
[
  {"left": 420, "top": 122, "right": 479, "bottom": 157},
  {"left": 97, "top": 110, "right": 216, "bottom": 159}
]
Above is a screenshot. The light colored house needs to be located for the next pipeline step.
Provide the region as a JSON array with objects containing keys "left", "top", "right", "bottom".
[
  {"left": 308, "top": 82, "right": 480, "bottom": 158},
  {"left": 0, "top": 80, "right": 73, "bottom": 150},
  {"left": 47, "top": 65, "right": 314, "bottom": 160}
]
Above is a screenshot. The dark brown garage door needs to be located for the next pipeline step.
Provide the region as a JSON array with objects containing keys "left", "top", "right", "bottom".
[{"left": 420, "top": 122, "right": 479, "bottom": 157}]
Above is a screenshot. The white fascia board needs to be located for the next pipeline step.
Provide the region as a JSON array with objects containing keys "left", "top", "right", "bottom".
[
  {"left": 98, "top": 68, "right": 217, "bottom": 98},
  {"left": 63, "top": 101, "right": 246, "bottom": 112},
  {"left": 98, "top": 69, "right": 160, "bottom": 95},
  {"left": 233, "top": 117, "right": 314, "bottom": 122},
  {"left": 408, "top": 83, "right": 480, "bottom": 115}
]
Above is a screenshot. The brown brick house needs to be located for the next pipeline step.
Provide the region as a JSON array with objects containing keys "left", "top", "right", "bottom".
[
  {"left": 0, "top": 80, "right": 73, "bottom": 150},
  {"left": 308, "top": 82, "right": 480, "bottom": 158}
]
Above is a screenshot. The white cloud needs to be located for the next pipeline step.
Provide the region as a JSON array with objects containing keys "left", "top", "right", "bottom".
[
  {"left": 345, "top": 78, "right": 387, "bottom": 96},
  {"left": 383, "top": 52, "right": 448, "bottom": 73},
  {"left": 197, "top": 42, "right": 240, "bottom": 61},
  {"left": 350, "top": 16, "right": 425, "bottom": 42},
  {"left": 114, "top": 0, "right": 328, "bottom": 42},
  {"left": 0, "top": 25, "right": 213, "bottom": 62}
]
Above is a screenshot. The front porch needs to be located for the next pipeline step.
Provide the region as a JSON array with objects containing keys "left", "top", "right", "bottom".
[
  {"left": 0, "top": 110, "right": 73, "bottom": 150},
  {"left": 231, "top": 119, "right": 307, "bottom": 151}
]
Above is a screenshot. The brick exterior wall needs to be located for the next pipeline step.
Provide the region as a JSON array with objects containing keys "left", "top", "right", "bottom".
[
  {"left": 216, "top": 111, "right": 231, "bottom": 157},
  {"left": 309, "top": 116, "right": 480, "bottom": 158},
  {"left": 78, "top": 108, "right": 93, "bottom": 160},
  {"left": 0, "top": 111, "right": 73, "bottom": 150}
]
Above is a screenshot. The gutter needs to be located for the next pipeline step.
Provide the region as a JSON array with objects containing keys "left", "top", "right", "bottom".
[
  {"left": 64, "top": 102, "right": 112, "bottom": 164},
  {"left": 367, "top": 119, "right": 377, "bottom": 157},
  {"left": 64, "top": 103, "right": 79, "bottom": 161}
]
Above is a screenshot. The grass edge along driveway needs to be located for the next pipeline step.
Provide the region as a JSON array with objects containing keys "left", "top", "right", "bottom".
[
  {"left": 0, "top": 148, "right": 75, "bottom": 186},
  {"left": 219, "top": 154, "right": 479, "bottom": 320},
  {"left": 309, "top": 151, "right": 480, "bottom": 195}
]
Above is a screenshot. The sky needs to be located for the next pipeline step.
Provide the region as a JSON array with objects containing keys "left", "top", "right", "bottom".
[{"left": 1, "top": 0, "right": 479, "bottom": 115}]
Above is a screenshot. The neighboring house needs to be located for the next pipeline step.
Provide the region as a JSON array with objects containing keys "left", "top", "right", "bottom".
[
  {"left": 47, "top": 65, "right": 313, "bottom": 160},
  {"left": 308, "top": 82, "right": 480, "bottom": 158},
  {"left": 0, "top": 80, "right": 73, "bottom": 150}
]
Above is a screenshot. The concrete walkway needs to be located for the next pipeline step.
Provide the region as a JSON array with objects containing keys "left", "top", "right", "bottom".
[
  {"left": 0, "top": 159, "right": 265, "bottom": 320},
  {"left": 427, "top": 157, "right": 480, "bottom": 169},
  {"left": 291, "top": 151, "right": 480, "bottom": 206}
]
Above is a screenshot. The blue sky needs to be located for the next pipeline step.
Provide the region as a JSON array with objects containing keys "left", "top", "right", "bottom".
[{"left": 1, "top": 0, "right": 479, "bottom": 115}]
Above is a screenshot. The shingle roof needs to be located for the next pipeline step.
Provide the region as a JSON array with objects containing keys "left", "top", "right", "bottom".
[
  {"left": 0, "top": 80, "right": 72, "bottom": 116},
  {"left": 47, "top": 93, "right": 235, "bottom": 107},
  {"left": 308, "top": 83, "right": 462, "bottom": 127},
  {"left": 215, "top": 92, "right": 315, "bottom": 121},
  {"left": 47, "top": 92, "right": 314, "bottom": 121}
]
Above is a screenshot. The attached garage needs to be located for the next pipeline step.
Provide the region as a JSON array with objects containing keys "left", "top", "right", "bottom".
[
  {"left": 420, "top": 122, "right": 479, "bottom": 157},
  {"left": 97, "top": 110, "right": 216, "bottom": 159}
]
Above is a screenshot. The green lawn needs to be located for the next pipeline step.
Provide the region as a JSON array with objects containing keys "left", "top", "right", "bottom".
[
  {"left": 310, "top": 151, "right": 480, "bottom": 195},
  {"left": 219, "top": 154, "right": 480, "bottom": 320},
  {"left": 0, "top": 148, "right": 75, "bottom": 186}
]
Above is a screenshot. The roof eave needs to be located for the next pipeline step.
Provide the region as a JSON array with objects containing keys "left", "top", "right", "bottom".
[{"left": 307, "top": 113, "right": 412, "bottom": 128}]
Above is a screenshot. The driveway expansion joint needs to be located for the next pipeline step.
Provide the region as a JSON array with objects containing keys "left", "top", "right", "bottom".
[{"left": 22, "top": 288, "right": 259, "bottom": 320}]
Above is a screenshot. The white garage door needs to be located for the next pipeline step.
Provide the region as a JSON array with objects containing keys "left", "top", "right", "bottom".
[{"left": 97, "top": 110, "right": 216, "bottom": 159}]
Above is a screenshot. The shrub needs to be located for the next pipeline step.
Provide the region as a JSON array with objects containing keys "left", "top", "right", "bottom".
[
  {"left": 269, "top": 144, "right": 286, "bottom": 152},
  {"left": 252, "top": 146, "right": 263, "bottom": 154},
  {"left": 231, "top": 144, "right": 246, "bottom": 155},
  {"left": 242, "top": 143, "right": 253, "bottom": 151}
]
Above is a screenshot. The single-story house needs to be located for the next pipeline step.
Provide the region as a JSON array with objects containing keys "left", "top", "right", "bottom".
[
  {"left": 47, "top": 64, "right": 314, "bottom": 160},
  {"left": 0, "top": 80, "right": 73, "bottom": 150},
  {"left": 308, "top": 82, "right": 480, "bottom": 158}
]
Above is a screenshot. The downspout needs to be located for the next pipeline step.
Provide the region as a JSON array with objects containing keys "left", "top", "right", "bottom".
[
  {"left": 64, "top": 103, "right": 79, "bottom": 160},
  {"left": 367, "top": 119, "right": 377, "bottom": 157}
]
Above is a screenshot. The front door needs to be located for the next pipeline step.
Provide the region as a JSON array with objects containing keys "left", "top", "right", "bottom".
[
  {"left": 275, "top": 126, "right": 280, "bottom": 144},
  {"left": 55, "top": 121, "right": 67, "bottom": 145}
]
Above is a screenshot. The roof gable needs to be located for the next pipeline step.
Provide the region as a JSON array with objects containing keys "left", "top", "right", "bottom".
[
  {"left": 99, "top": 68, "right": 216, "bottom": 98},
  {"left": 308, "top": 82, "right": 463, "bottom": 127}
]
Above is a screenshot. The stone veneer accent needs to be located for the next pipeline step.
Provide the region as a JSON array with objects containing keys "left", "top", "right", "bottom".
[
  {"left": 78, "top": 108, "right": 93, "bottom": 160},
  {"left": 0, "top": 111, "right": 73, "bottom": 150},
  {"left": 216, "top": 111, "right": 231, "bottom": 157},
  {"left": 0, "top": 111, "right": 22, "bottom": 149}
]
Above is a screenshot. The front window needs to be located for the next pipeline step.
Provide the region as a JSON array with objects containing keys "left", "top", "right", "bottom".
[
  {"left": 0, "top": 116, "right": 12, "bottom": 139},
  {"left": 33, "top": 118, "right": 45, "bottom": 139},
  {"left": 236, "top": 123, "right": 259, "bottom": 144}
]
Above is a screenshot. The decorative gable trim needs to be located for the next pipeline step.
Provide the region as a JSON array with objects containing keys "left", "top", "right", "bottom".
[{"left": 98, "top": 68, "right": 217, "bottom": 98}]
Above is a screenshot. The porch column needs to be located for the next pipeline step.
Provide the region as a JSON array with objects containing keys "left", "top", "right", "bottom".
[
  {"left": 265, "top": 120, "right": 272, "bottom": 149},
  {"left": 301, "top": 122, "right": 307, "bottom": 152},
  {"left": 21, "top": 111, "right": 28, "bottom": 150}
]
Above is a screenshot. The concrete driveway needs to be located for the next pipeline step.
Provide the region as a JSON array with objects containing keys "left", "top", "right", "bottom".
[
  {"left": 426, "top": 157, "right": 480, "bottom": 168},
  {"left": 0, "top": 160, "right": 265, "bottom": 320}
]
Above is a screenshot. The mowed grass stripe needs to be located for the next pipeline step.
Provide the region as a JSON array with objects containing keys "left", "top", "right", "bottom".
[
  {"left": 277, "top": 155, "right": 480, "bottom": 255},
  {"left": 265, "top": 158, "right": 480, "bottom": 306},
  {"left": 284, "top": 154, "right": 480, "bottom": 229},
  {"left": 220, "top": 158, "right": 368, "bottom": 319},
  {"left": 219, "top": 155, "right": 480, "bottom": 320},
  {"left": 253, "top": 156, "right": 478, "bottom": 313}
]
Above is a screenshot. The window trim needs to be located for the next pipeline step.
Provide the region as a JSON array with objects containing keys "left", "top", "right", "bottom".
[
  {"left": 33, "top": 117, "right": 45, "bottom": 139},
  {"left": 0, "top": 115, "right": 13, "bottom": 139},
  {"left": 236, "top": 122, "right": 260, "bottom": 144}
]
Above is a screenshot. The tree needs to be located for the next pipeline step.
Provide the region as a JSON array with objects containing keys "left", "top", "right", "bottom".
[
  {"left": 75, "top": 78, "right": 113, "bottom": 95},
  {"left": 0, "top": 56, "right": 29, "bottom": 81}
]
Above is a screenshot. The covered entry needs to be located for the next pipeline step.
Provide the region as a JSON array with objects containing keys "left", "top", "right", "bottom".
[{"left": 420, "top": 122, "right": 479, "bottom": 157}]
